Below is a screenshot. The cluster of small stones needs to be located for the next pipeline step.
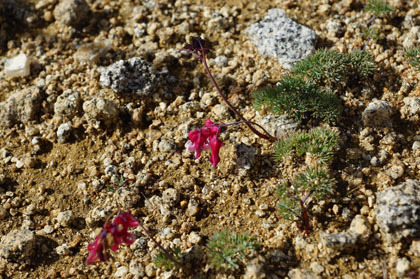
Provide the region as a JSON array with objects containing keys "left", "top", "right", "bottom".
[{"left": 0, "top": 0, "right": 419, "bottom": 278}]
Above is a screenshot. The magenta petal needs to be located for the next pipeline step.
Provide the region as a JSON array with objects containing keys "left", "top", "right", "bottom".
[
  {"left": 86, "top": 231, "right": 108, "bottom": 264},
  {"left": 208, "top": 136, "right": 224, "bottom": 168}
]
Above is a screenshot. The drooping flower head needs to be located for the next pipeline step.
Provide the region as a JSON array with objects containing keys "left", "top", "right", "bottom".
[
  {"left": 86, "top": 211, "right": 139, "bottom": 264},
  {"left": 186, "top": 120, "right": 224, "bottom": 168},
  {"left": 181, "top": 37, "right": 209, "bottom": 60}
]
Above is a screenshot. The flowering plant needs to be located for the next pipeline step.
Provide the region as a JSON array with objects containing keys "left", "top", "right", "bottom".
[
  {"left": 186, "top": 119, "right": 224, "bottom": 168},
  {"left": 86, "top": 211, "right": 181, "bottom": 267},
  {"left": 86, "top": 211, "right": 139, "bottom": 264},
  {"left": 182, "top": 37, "right": 276, "bottom": 167}
]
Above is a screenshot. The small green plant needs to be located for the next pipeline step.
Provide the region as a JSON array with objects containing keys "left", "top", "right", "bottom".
[
  {"left": 274, "top": 127, "right": 339, "bottom": 165},
  {"left": 293, "top": 167, "right": 336, "bottom": 200},
  {"left": 348, "top": 50, "right": 376, "bottom": 78},
  {"left": 363, "top": 27, "right": 382, "bottom": 41},
  {"left": 277, "top": 167, "right": 336, "bottom": 233},
  {"left": 291, "top": 49, "right": 376, "bottom": 88},
  {"left": 153, "top": 247, "right": 183, "bottom": 271},
  {"left": 364, "top": 0, "right": 393, "bottom": 17},
  {"left": 406, "top": 48, "right": 420, "bottom": 71},
  {"left": 207, "top": 231, "right": 258, "bottom": 270},
  {"left": 254, "top": 75, "right": 341, "bottom": 123}
]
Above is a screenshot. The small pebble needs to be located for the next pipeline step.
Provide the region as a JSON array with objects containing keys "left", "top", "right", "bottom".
[{"left": 4, "top": 53, "right": 31, "bottom": 78}]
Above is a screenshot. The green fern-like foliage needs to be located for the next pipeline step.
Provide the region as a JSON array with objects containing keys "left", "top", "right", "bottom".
[
  {"left": 293, "top": 167, "right": 336, "bottom": 201},
  {"left": 363, "top": 27, "right": 382, "bottom": 41},
  {"left": 254, "top": 75, "right": 341, "bottom": 123},
  {"left": 207, "top": 231, "right": 258, "bottom": 271},
  {"left": 276, "top": 167, "right": 335, "bottom": 222},
  {"left": 291, "top": 49, "right": 376, "bottom": 88},
  {"left": 276, "top": 181, "right": 300, "bottom": 221},
  {"left": 406, "top": 48, "right": 420, "bottom": 71},
  {"left": 274, "top": 127, "right": 339, "bottom": 165},
  {"left": 364, "top": 0, "right": 393, "bottom": 17},
  {"left": 153, "top": 247, "right": 182, "bottom": 271},
  {"left": 348, "top": 50, "right": 376, "bottom": 79},
  {"left": 292, "top": 49, "right": 349, "bottom": 87}
]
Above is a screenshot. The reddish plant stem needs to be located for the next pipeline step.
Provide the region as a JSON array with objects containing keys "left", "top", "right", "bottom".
[{"left": 200, "top": 52, "right": 277, "bottom": 142}]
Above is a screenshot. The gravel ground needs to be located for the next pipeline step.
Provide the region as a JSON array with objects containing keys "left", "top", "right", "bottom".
[{"left": 0, "top": 0, "right": 420, "bottom": 278}]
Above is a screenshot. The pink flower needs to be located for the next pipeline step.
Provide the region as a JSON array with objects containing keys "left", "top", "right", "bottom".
[
  {"left": 107, "top": 212, "right": 139, "bottom": 251},
  {"left": 186, "top": 120, "right": 224, "bottom": 168},
  {"left": 208, "top": 135, "right": 223, "bottom": 167},
  {"left": 86, "top": 212, "right": 139, "bottom": 264},
  {"left": 86, "top": 231, "right": 110, "bottom": 264}
]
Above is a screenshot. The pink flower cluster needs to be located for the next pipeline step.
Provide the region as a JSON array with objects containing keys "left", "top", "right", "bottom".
[
  {"left": 186, "top": 120, "right": 224, "bottom": 168},
  {"left": 86, "top": 211, "right": 139, "bottom": 264}
]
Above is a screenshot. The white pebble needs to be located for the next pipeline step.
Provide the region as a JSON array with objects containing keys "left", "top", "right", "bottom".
[{"left": 4, "top": 53, "right": 31, "bottom": 78}]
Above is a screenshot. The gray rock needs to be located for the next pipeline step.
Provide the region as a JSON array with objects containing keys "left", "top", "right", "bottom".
[
  {"left": 396, "top": 257, "right": 410, "bottom": 277},
  {"left": 247, "top": 9, "right": 317, "bottom": 70},
  {"left": 376, "top": 179, "right": 420, "bottom": 242},
  {"left": 348, "top": 215, "right": 370, "bottom": 242},
  {"left": 186, "top": 199, "right": 199, "bottom": 217},
  {"left": 114, "top": 266, "right": 128, "bottom": 278},
  {"left": 211, "top": 104, "right": 230, "bottom": 119},
  {"left": 188, "top": 231, "right": 202, "bottom": 245},
  {"left": 288, "top": 268, "right": 320, "bottom": 279},
  {"left": 0, "top": 229, "right": 36, "bottom": 261},
  {"left": 4, "top": 53, "right": 31, "bottom": 78},
  {"left": 0, "top": 86, "right": 42, "bottom": 127},
  {"left": 260, "top": 115, "right": 299, "bottom": 138},
  {"left": 85, "top": 206, "right": 113, "bottom": 228},
  {"left": 402, "top": 96, "right": 420, "bottom": 117},
  {"left": 310, "top": 262, "right": 325, "bottom": 275},
  {"left": 104, "top": 165, "right": 118, "bottom": 176},
  {"left": 362, "top": 100, "right": 393, "bottom": 127},
  {"left": 56, "top": 123, "right": 72, "bottom": 143},
  {"left": 53, "top": 0, "right": 90, "bottom": 26},
  {"left": 244, "top": 258, "right": 266, "bottom": 279},
  {"left": 114, "top": 187, "right": 140, "bottom": 208},
  {"left": 100, "top": 57, "right": 160, "bottom": 95},
  {"left": 83, "top": 96, "right": 119, "bottom": 127},
  {"left": 55, "top": 243, "right": 71, "bottom": 256},
  {"left": 129, "top": 260, "right": 145, "bottom": 276},
  {"left": 54, "top": 89, "right": 82, "bottom": 119},
  {"left": 158, "top": 139, "right": 175, "bottom": 153},
  {"left": 319, "top": 231, "right": 358, "bottom": 251},
  {"left": 145, "top": 195, "right": 170, "bottom": 216},
  {"left": 162, "top": 188, "right": 179, "bottom": 207},
  {"left": 56, "top": 210, "right": 74, "bottom": 227}
]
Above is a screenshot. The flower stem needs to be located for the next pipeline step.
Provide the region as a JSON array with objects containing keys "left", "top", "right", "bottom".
[{"left": 200, "top": 52, "right": 277, "bottom": 142}]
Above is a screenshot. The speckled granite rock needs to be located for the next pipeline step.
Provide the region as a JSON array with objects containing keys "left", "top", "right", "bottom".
[
  {"left": 376, "top": 179, "right": 420, "bottom": 243},
  {"left": 0, "top": 86, "right": 42, "bottom": 127},
  {"left": 100, "top": 57, "right": 160, "bottom": 95},
  {"left": 0, "top": 229, "right": 36, "bottom": 261},
  {"left": 247, "top": 9, "right": 317, "bottom": 70}
]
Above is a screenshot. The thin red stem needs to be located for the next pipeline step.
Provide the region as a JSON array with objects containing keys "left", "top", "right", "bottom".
[{"left": 200, "top": 52, "right": 277, "bottom": 142}]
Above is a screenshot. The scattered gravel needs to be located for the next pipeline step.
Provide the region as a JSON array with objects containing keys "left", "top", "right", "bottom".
[{"left": 0, "top": 0, "right": 419, "bottom": 278}]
